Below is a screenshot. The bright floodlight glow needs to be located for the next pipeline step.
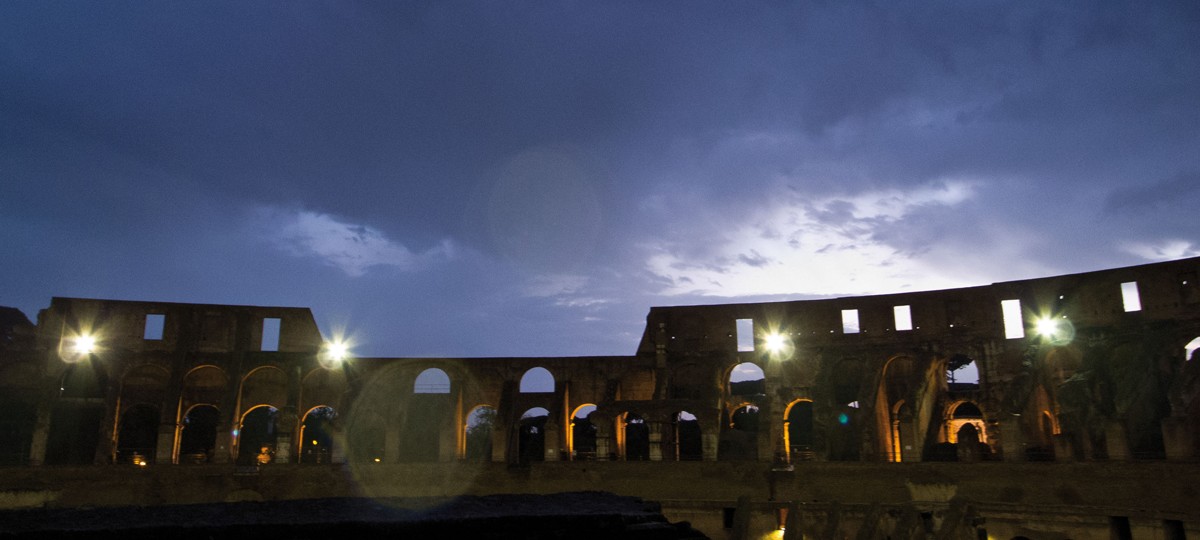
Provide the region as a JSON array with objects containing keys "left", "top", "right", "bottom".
[
  {"left": 326, "top": 341, "right": 348, "bottom": 361},
  {"left": 764, "top": 333, "right": 787, "bottom": 353},
  {"left": 1035, "top": 317, "right": 1058, "bottom": 337},
  {"left": 74, "top": 335, "right": 96, "bottom": 354}
]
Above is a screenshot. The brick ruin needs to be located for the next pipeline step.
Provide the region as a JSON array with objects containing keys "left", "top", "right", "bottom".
[{"left": 1, "top": 256, "right": 1198, "bottom": 538}]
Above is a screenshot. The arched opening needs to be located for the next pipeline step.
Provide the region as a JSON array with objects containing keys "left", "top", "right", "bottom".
[
  {"left": 464, "top": 405, "right": 496, "bottom": 461},
  {"left": 178, "top": 405, "right": 219, "bottom": 464},
  {"left": 784, "top": 400, "right": 814, "bottom": 462},
  {"left": 177, "top": 366, "right": 227, "bottom": 464},
  {"left": 236, "top": 405, "right": 278, "bottom": 465},
  {"left": 46, "top": 363, "right": 109, "bottom": 465},
  {"left": 570, "top": 404, "right": 597, "bottom": 460},
  {"left": 729, "top": 362, "right": 765, "bottom": 396},
  {"left": 623, "top": 412, "right": 649, "bottom": 461},
  {"left": 719, "top": 404, "right": 760, "bottom": 461},
  {"left": 890, "top": 400, "right": 909, "bottom": 462},
  {"left": 518, "top": 407, "right": 549, "bottom": 463},
  {"left": 1186, "top": 337, "right": 1200, "bottom": 362},
  {"left": 946, "top": 354, "right": 980, "bottom": 387},
  {"left": 116, "top": 404, "right": 159, "bottom": 465},
  {"left": 947, "top": 402, "right": 986, "bottom": 443},
  {"left": 519, "top": 367, "right": 555, "bottom": 393},
  {"left": 299, "top": 406, "right": 336, "bottom": 464},
  {"left": 414, "top": 368, "right": 451, "bottom": 394},
  {"left": 731, "top": 404, "right": 760, "bottom": 432},
  {"left": 401, "top": 367, "right": 454, "bottom": 462},
  {"left": 239, "top": 367, "right": 288, "bottom": 412},
  {"left": 671, "top": 411, "right": 702, "bottom": 461}
]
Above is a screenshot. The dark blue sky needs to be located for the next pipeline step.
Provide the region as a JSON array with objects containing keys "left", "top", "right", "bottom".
[{"left": 3, "top": 2, "right": 1198, "bottom": 357}]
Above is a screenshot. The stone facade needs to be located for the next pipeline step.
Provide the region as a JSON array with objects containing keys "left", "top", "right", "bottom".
[{"left": 2, "top": 257, "right": 1199, "bottom": 539}]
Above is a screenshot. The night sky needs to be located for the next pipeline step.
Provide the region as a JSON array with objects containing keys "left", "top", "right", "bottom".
[{"left": 3, "top": 2, "right": 1198, "bottom": 358}]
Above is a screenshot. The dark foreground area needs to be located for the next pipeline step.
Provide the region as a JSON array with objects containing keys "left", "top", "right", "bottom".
[{"left": 0, "top": 492, "right": 709, "bottom": 539}]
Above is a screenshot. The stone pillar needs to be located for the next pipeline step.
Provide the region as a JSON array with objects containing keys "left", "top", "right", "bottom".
[
  {"left": 999, "top": 417, "right": 1025, "bottom": 462},
  {"left": 544, "top": 420, "right": 561, "bottom": 461},
  {"left": 1105, "top": 421, "right": 1131, "bottom": 461},
  {"left": 594, "top": 422, "right": 612, "bottom": 461},
  {"left": 331, "top": 424, "right": 346, "bottom": 464},
  {"left": 27, "top": 406, "right": 51, "bottom": 466},
  {"left": 155, "top": 423, "right": 176, "bottom": 464},
  {"left": 212, "top": 426, "right": 232, "bottom": 464},
  {"left": 647, "top": 421, "right": 664, "bottom": 461},
  {"left": 1052, "top": 434, "right": 1074, "bottom": 462},
  {"left": 1161, "top": 416, "right": 1196, "bottom": 461},
  {"left": 898, "top": 419, "right": 920, "bottom": 462}
]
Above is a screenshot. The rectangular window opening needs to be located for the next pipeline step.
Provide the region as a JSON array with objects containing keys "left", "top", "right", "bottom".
[
  {"left": 893, "top": 305, "right": 913, "bottom": 331},
  {"left": 261, "top": 317, "right": 281, "bottom": 352},
  {"left": 1109, "top": 516, "right": 1133, "bottom": 540},
  {"left": 143, "top": 314, "right": 165, "bottom": 341},
  {"left": 735, "top": 319, "right": 754, "bottom": 352},
  {"left": 1001, "top": 299, "right": 1025, "bottom": 339},
  {"left": 1121, "top": 281, "right": 1142, "bottom": 312},
  {"left": 841, "top": 309, "right": 860, "bottom": 334}
]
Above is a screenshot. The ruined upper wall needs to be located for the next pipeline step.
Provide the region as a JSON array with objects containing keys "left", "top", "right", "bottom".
[
  {"left": 637, "top": 256, "right": 1200, "bottom": 357},
  {"left": 36, "top": 297, "right": 324, "bottom": 356}
]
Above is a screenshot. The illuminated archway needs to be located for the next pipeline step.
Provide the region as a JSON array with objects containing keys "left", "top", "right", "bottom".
[
  {"left": 299, "top": 405, "right": 336, "bottom": 464},
  {"left": 464, "top": 405, "right": 496, "bottom": 461},
  {"left": 519, "top": 407, "right": 550, "bottom": 463},
  {"left": 569, "top": 404, "right": 597, "bottom": 460},
  {"left": 783, "top": 399, "right": 814, "bottom": 462},
  {"left": 178, "top": 404, "right": 219, "bottom": 464},
  {"left": 236, "top": 405, "right": 278, "bottom": 465},
  {"left": 623, "top": 412, "right": 649, "bottom": 461}
]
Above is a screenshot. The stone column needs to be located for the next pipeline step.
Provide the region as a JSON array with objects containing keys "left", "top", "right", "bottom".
[
  {"left": 594, "top": 421, "right": 612, "bottom": 461},
  {"left": 544, "top": 419, "right": 561, "bottom": 461},
  {"left": 999, "top": 417, "right": 1024, "bottom": 462},
  {"left": 155, "top": 423, "right": 176, "bottom": 464},
  {"left": 1105, "top": 420, "right": 1131, "bottom": 461},
  {"left": 898, "top": 419, "right": 920, "bottom": 463},
  {"left": 1052, "top": 433, "right": 1075, "bottom": 462},
  {"left": 1161, "top": 416, "right": 1196, "bottom": 461},
  {"left": 27, "top": 405, "right": 51, "bottom": 466},
  {"left": 647, "top": 421, "right": 664, "bottom": 461}
]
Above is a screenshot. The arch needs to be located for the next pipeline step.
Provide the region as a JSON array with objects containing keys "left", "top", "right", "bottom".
[
  {"left": 519, "top": 367, "right": 555, "bottom": 393},
  {"left": 1186, "top": 337, "right": 1200, "bottom": 362},
  {"left": 414, "top": 368, "right": 451, "bottom": 394},
  {"left": 671, "top": 410, "right": 702, "bottom": 461},
  {"left": 784, "top": 399, "right": 814, "bottom": 462},
  {"left": 46, "top": 361, "right": 109, "bottom": 465},
  {"left": 178, "top": 404, "right": 220, "bottom": 464},
  {"left": 239, "top": 366, "right": 288, "bottom": 413},
  {"left": 299, "top": 405, "right": 337, "bottom": 464},
  {"left": 464, "top": 405, "right": 497, "bottom": 461},
  {"left": 301, "top": 368, "right": 348, "bottom": 414},
  {"left": 118, "top": 364, "right": 169, "bottom": 413},
  {"left": 622, "top": 412, "right": 649, "bottom": 461},
  {"left": 945, "top": 400, "right": 988, "bottom": 444},
  {"left": 730, "top": 403, "right": 760, "bottom": 432},
  {"left": 890, "top": 400, "right": 910, "bottom": 462},
  {"left": 116, "top": 404, "right": 158, "bottom": 465},
  {"left": 518, "top": 407, "right": 550, "bottom": 463},
  {"left": 946, "top": 354, "right": 980, "bottom": 386},
  {"left": 569, "top": 404, "right": 597, "bottom": 460},
  {"left": 728, "top": 362, "right": 765, "bottom": 396},
  {"left": 236, "top": 405, "right": 278, "bottom": 465}
]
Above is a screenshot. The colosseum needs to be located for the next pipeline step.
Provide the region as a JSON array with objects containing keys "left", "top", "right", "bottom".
[{"left": 1, "top": 256, "right": 1198, "bottom": 539}]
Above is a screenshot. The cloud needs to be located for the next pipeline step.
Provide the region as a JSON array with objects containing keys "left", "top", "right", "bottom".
[
  {"left": 1104, "top": 171, "right": 1200, "bottom": 215},
  {"left": 645, "top": 181, "right": 981, "bottom": 297},
  {"left": 257, "top": 207, "right": 455, "bottom": 277},
  {"left": 1121, "top": 239, "right": 1200, "bottom": 261}
]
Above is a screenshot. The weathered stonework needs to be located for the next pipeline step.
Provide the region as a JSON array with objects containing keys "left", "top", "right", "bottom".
[{"left": 1, "top": 257, "right": 1198, "bottom": 539}]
